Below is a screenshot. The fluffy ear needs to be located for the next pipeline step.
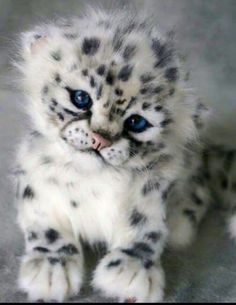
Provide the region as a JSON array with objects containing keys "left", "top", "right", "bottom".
[{"left": 21, "top": 27, "right": 49, "bottom": 58}]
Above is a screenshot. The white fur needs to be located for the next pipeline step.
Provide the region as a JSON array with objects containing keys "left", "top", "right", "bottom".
[{"left": 13, "top": 7, "right": 221, "bottom": 303}]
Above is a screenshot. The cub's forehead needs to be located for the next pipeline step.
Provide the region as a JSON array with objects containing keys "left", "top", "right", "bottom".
[{"left": 22, "top": 12, "right": 180, "bottom": 104}]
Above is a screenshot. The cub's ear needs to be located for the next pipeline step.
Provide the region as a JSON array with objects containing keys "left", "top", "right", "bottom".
[{"left": 21, "top": 27, "right": 49, "bottom": 58}]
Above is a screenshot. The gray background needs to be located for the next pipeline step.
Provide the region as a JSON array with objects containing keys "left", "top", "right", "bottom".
[{"left": 0, "top": 0, "right": 236, "bottom": 303}]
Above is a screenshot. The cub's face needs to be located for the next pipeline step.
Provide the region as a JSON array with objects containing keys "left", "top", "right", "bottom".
[{"left": 20, "top": 15, "right": 195, "bottom": 168}]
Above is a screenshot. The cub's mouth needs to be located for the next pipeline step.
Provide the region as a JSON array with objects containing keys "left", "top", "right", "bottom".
[
  {"left": 61, "top": 120, "right": 130, "bottom": 166},
  {"left": 61, "top": 121, "right": 111, "bottom": 152},
  {"left": 61, "top": 121, "right": 111, "bottom": 162}
]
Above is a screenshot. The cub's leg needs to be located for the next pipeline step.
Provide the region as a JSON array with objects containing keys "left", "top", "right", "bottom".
[
  {"left": 92, "top": 178, "right": 171, "bottom": 303},
  {"left": 17, "top": 174, "right": 84, "bottom": 302},
  {"left": 167, "top": 161, "right": 211, "bottom": 248}
]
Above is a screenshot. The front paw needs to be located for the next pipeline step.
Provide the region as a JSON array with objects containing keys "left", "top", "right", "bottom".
[
  {"left": 19, "top": 248, "right": 84, "bottom": 302},
  {"left": 92, "top": 249, "right": 165, "bottom": 303}
]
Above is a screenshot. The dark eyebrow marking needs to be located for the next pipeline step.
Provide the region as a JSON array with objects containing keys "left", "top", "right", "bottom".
[
  {"left": 125, "top": 96, "right": 137, "bottom": 111},
  {"left": 63, "top": 108, "right": 79, "bottom": 117}
]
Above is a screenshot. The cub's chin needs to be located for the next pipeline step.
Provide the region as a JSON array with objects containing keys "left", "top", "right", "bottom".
[{"left": 89, "top": 148, "right": 130, "bottom": 167}]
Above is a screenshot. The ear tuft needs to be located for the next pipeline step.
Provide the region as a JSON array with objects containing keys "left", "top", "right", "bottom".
[
  {"left": 21, "top": 28, "right": 49, "bottom": 57},
  {"left": 30, "top": 36, "right": 48, "bottom": 55}
]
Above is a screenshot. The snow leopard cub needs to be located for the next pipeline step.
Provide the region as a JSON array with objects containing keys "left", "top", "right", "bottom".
[{"left": 15, "top": 8, "right": 211, "bottom": 303}]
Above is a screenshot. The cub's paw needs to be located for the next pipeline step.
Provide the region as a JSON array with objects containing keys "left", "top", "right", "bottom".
[
  {"left": 19, "top": 250, "right": 84, "bottom": 302},
  {"left": 92, "top": 249, "right": 165, "bottom": 303}
]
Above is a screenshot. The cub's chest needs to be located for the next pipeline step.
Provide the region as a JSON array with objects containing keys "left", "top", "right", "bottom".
[
  {"left": 65, "top": 168, "right": 134, "bottom": 243},
  {"left": 65, "top": 166, "right": 132, "bottom": 208}
]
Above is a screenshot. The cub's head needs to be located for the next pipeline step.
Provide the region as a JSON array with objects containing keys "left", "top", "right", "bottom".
[{"left": 18, "top": 9, "right": 201, "bottom": 169}]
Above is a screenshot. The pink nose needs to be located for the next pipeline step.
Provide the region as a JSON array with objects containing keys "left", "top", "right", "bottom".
[{"left": 91, "top": 133, "right": 112, "bottom": 151}]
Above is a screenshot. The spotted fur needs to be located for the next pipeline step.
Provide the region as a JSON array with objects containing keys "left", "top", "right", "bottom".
[{"left": 14, "top": 7, "right": 236, "bottom": 303}]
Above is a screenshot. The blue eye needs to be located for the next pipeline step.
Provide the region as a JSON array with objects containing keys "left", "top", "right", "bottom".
[
  {"left": 66, "top": 88, "right": 92, "bottom": 110},
  {"left": 124, "top": 114, "right": 152, "bottom": 133}
]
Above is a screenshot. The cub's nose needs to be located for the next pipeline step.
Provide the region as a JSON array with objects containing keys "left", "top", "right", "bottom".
[{"left": 91, "top": 133, "right": 112, "bottom": 151}]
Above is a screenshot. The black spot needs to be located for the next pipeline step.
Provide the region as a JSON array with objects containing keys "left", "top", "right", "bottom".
[
  {"left": 28, "top": 231, "right": 38, "bottom": 241},
  {"left": 106, "top": 70, "right": 115, "bottom": 85},
  {"left": 152, "top": 39, "right": 173, "bottom": 68},
  {"left": 140, "top": 73, "right": 155, "bottom": 84},
  {"left": 145, "top": 232, "right": 161, "bottom": 244},
  {"left": 142, "top": 102, "right": 151, "bottom": 110},
  {"left": 125, "top": 96, "right": 137, "bottom": 111},
  {"left": 57, "top": 113, "right": 64, "bottom": 121},
  {"left": 82, "top": 37, "right": 100, "bottom": 56},
  {"left": 58, "top": 244, "right": 79, "bottom": 256},
  {"left": 90, "top": 76, "right": 96, "bottom": 88},
  {"left": 110, "top": 106, "right": 125, "bottom": 118},
  {"left": 116, "top": 99, "right": 126, "bottom": 105},
  {"left": 115, "top": 88, "right": 123, "bottom": 96},
  {"left": 191, "top": 192, "right": 203, "bottom": 206},
  {"left": 144, "top": 260, "right": 154, "bottom": 269},
  {"left": 140, "top": 87, "right": 150, "bottom": 95},
  {"left": 82, "top": 69, "right": 88, "bottom": 77},
  {"left": 45, "top": 229, "right": 60, "bottom": 244},
  {"left": 123, "top": 44, "right": 137, "bottom": 61},
  {"left": 34, "top": 34, "right": 42, "bottom": 40},
  {"left": 48, "top": 257, "right": 60, "bottom": 265},
  {"left": 103, "top": 101, "right": 110, "bottom": 109},
  {"left": 51, "top": 99, "right": 58, "bottom": 106},
  {"left": 92, "top": 240, "right": 107, "bottom": 255},
  {"left": 140, "top": 85, "right": 163, "bottom": 96},
  {"left": 34, "top": 247, "right": 50, "bottom": 253},
  {"left": 142, "top": 180, "right": 160, "bottom": 196},
  {"left": 121, "top": 248, "right": 140, "bottom": 259},
  {"left": 133, "top": 242, "right": 154, "bottom": 256},
  {"left": 97, "top": 64, "right": 106, "bottom": 76},
  {"left": 42, "top": 86, "right": 49, "bottom": 95},
  {"left": 95, "top": 84, "right": 103, "bottom": 100},
  {"left": 165, "top": 67, "right": 179, "bottom": 82},
  {"left": 55, "top": 73, "right": 61, "bottom": 83},
  {"left": 112, "top": 29, "right": 124, "bottom": 51},
  {"left": 160, "top": 119, "right": 173, "bottom": 128},
  {"left": 155, "top": 105, "right": 163, "bottom": 112},
  {"left": 130, "top": 210, "right": 147, "bottom": 226},
  {"left": 51, "top": 50, "right": 61, "bottom": 61},
  {"left": 153, "top": 86, "right": 164, "bottom": 94},
  {"left": 71, "top": 200, "right": 79, "bottom": 208},
  {"left": 183, "top": 209, "right": 197, "bottom": 224},
  {"left": 48, "top": 257, "right": 65, "bottom": 266},
  {"left": 107, "top": 259, "right": 122, "bottom": 268},
  {"left": 23, "top": 186, "right": 35, "bottom": 200},
  {"left": 118, "top": 65, "right": 133, "bottom": 82}
]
